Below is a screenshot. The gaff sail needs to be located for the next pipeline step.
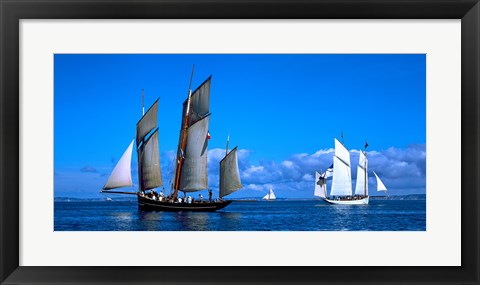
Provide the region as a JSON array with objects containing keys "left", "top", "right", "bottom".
[
  {"left": 354, "top": 150, "right": 368, "bottom": 196},
  {"left": 219, "top": 147, "right": 242, "bottom": 198},
  {"left": 179, "top": 116, "right": 210, "bottom": 191}
]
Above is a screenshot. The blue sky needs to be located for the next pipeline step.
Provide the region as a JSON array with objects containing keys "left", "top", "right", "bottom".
[{"left": 54, "top": 54, "right": 426, "bottom": 199}]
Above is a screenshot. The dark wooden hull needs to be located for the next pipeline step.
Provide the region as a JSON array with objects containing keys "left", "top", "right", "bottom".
[{"left": 137, "top": 196, "right": 232, "bottom": 212}]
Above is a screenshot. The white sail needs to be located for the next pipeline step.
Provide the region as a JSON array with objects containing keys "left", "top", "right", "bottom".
[
  {"left": 330, "top": 139, "right": 352, "bottom": 196},
  {"left": 373, "top": 171, "right": 388, "bottom": 192},
  {"left": 263, "top": 189, "right": 276, "bottom": 200},
  {"left": 102, "top": 140, "right": 134, "bottom": 190},
  {"left": 314, "top": 171, "right": 326, "bottom": 198},
  {"left": 334, "top": 138, "right": 351, "bottom": 167},
  {"left": 179, "top": 115, "right": 210, "bottom": 192},
  {"left": 219, "top": 147, "right": 242, "bottom": 198},
  {"left": 269, "top": 189, "right": 276, "bottom": 199},
  {"left": 354, "top": 151, "right": 368, "bottom": 196}
]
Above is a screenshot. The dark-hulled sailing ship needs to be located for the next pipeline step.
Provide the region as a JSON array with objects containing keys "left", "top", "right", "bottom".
[{"left": 100, "top": 69, "right": 243, "bottom": 211}]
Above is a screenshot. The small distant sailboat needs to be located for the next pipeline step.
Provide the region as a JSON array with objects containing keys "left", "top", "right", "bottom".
[
  {"left": 314, "top": 137, "right": 387, "bottom": 205},
  {"left": 100, "top": 67, "right": 242, "bottom": 211},
  {"left": 262, "top": 188, "right": 276, "bottom": 201}
]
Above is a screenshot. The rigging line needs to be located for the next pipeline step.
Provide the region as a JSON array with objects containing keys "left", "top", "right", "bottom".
[{"left": 334, "top": 155, "right": 350, "bottom": 167}]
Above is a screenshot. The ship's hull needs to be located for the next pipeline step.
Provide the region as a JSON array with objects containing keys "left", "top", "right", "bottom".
[
  {"left": 324, "top": 196, "right": 369, "bottom": 205},
  {"left": 137, "top": 196, "right": 232, "bottom": 212}
]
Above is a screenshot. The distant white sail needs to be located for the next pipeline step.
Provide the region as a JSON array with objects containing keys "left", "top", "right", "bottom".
[
  {"left": 373, "top": 171, "right": 388, "bottom": 192},
  {"left": 354, "top": 151, "right": 368, "bottom": 196},
  {"left": 263, "top": 189, "right": 276, "bottom": 200},
  {"left": 102, "top": 140, "right": 134, "bottom": 190},
  {"left": 330, "top": 138, "right": 352, "bottom": 196},
  {"left": 314, "top": 171, "right": 326, "bottom": 198}
]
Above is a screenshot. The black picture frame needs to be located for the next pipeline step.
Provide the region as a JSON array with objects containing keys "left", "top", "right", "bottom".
[{"left": 1, "top": 0, "right": 478, "bottom": 284}]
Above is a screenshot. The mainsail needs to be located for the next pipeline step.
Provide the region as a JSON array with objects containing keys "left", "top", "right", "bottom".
[
  {"left": 173, "top": 76, "right": 212, "bottom": 196},
  {"left": 219, "top": 147, "right": 242, "bottom": 198},
  {"left": 330, "top": 138, "right": 352, "bottom": 196},
  {"left": 102, "top": 140, "right": 134, "bottom": 190},
  {"left": 354, "top": 150, "right": 368, "bottom": 196},
  {"left": 138, "top": 129, "right": 162, "bottom": 190},
  {"left": 373, "top": 171, "right": 388, "bottom": 192},
  {"left": 179, "top": 116, "right": 210, "bottom": 191},
  {"left": 136, "top": 99, "right": 163, "bottom": 191}
]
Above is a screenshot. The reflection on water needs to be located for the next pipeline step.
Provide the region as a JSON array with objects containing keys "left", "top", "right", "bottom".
[
  {"left": 175, "top": 212, "right": 209, "bottom": 231},
  {"left": 54, "top": 199, "right": 426, "bottom": 231},
  {"left": 133, "top": 209, "right": 244, "bottom": 231}
]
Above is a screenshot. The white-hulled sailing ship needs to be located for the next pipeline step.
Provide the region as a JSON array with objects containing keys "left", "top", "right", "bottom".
[
  {"left": 100, "top": 68, "right": 243, "bottom": 211},
  {"left": 262, "top": 188, "right": 276, "bottom": 201},
  {"left": 314, "top": 138, "right": 387, "bottom": 205}
]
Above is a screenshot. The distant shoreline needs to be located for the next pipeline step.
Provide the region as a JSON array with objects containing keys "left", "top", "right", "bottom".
[{"left": 55, "top": 194, "right": 426, "bottom": 202}]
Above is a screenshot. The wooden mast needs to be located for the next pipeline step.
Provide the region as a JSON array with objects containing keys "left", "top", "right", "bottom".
[{"left": 173, "top": 65, "right": 195, "bottom": 200}]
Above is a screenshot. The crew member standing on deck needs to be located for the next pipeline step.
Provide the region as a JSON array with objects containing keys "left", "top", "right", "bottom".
[{"left": 208, "top": 189, "right": 212, "bottom": 202}]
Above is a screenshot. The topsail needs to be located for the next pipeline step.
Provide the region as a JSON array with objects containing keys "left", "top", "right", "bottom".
[
  {"left": 136, "top": 100, "right": 159, "bottom": 146},
  {"left": 330, "top": 138, "right": 352, "bottom": 196},
  {"left": 183, "top": 76, "right": 211, "bottom": 126}
]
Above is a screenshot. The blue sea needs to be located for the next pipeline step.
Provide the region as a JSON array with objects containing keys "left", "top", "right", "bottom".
[{"left": 54, "top": 196, "right": 426, "bottom": 231}]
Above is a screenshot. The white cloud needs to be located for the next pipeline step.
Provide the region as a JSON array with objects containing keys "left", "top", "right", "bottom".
[
  {"left": 55, "top": 144, "right": 426, "bottom": 198},
  {"left": 302, "top": 174, "right": 314, "bottom": 181}
]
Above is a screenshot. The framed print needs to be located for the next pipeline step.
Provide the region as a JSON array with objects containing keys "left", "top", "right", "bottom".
[{"left": 1, "top": 0, "right": 479, "bottom": 284}]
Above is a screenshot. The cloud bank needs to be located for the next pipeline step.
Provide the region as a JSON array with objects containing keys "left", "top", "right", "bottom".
[
  {"left": 203, "top": 144, "right": 426, "bottom": 198},
  {"left": 55, "top": 144, "right": 426, "bottom": 198}
]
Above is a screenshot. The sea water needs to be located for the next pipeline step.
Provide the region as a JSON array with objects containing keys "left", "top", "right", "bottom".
[{"left": 54, "top": 198, "right": 426, "bottom": 231}]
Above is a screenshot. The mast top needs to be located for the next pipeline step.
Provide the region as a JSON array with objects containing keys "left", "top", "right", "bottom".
[{"left": 142, "top": 88, "right": 145, "bottom": 116}]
